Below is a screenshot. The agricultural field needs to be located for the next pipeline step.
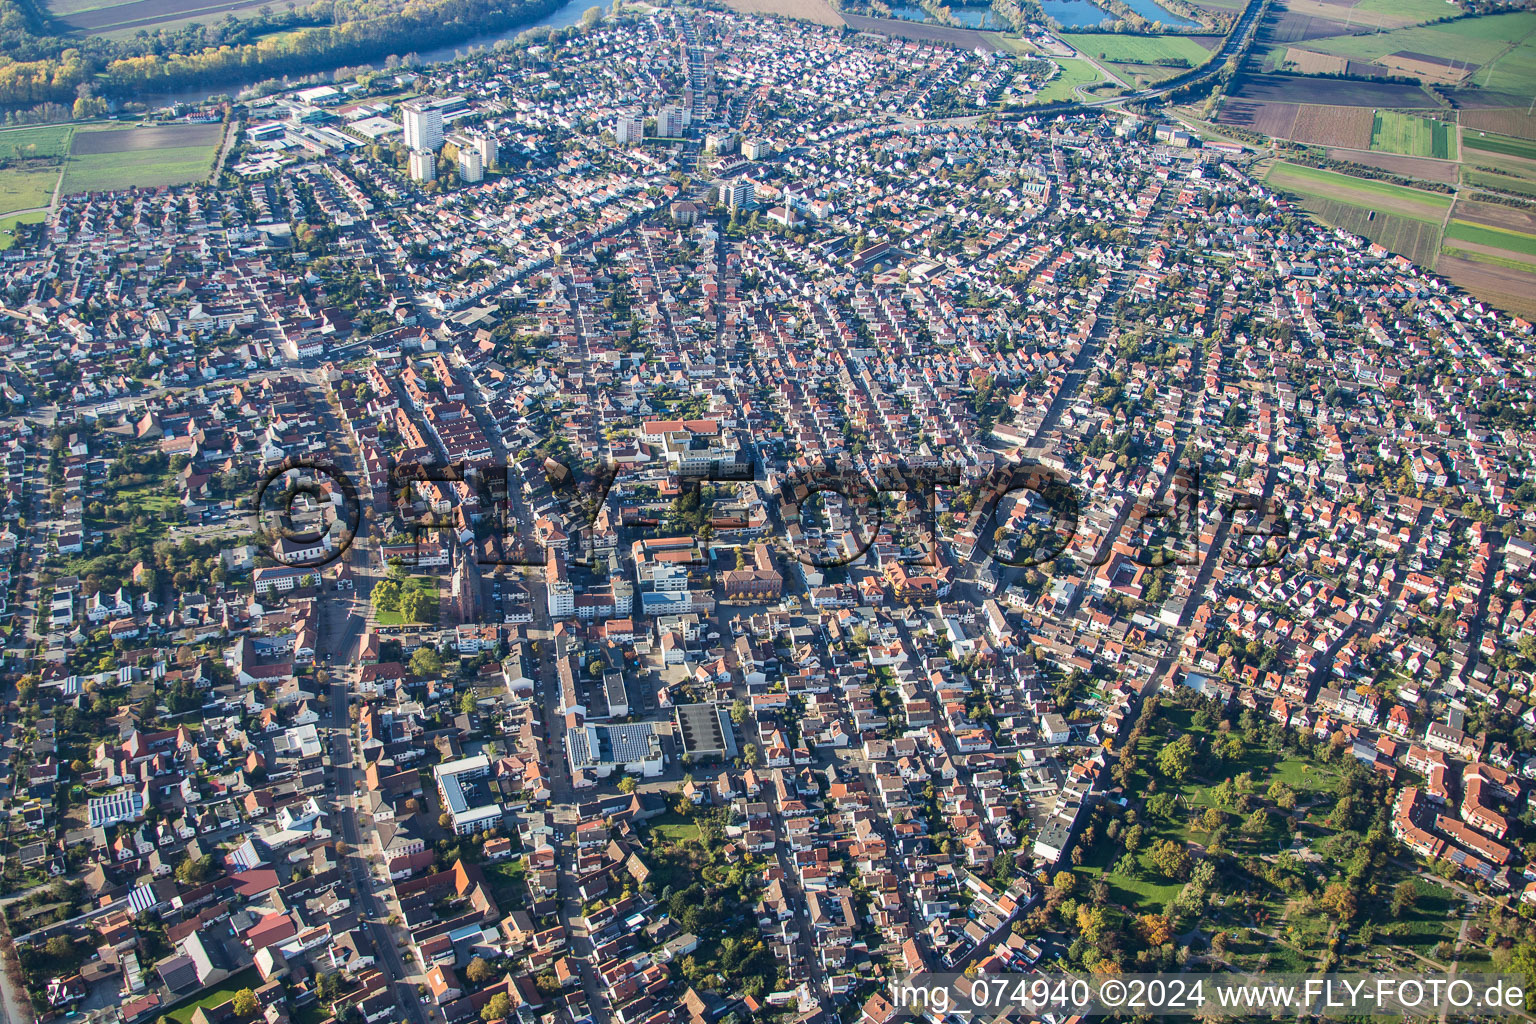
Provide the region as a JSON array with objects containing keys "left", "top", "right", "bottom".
[
  {"left": 1290, "top": 103, "right": 1373, "bottom": 148},
  {"left": 720, "top": 0, "right": 845, "bottom": 23},
  {"left": 1264, "top": 161, "right": 1452, "bottom": 265},
  {"left": 1063, "top": 32, "right": 1210, "bottom": 64},
  {"left": 1463, "top": 167, "right": 1536, "bottom": 198},
  {"left": 1435, "top": 253, "right": 1536, "bottom": 318},
  {"left": 1440, "top": 215, "right": 1536, "bottom": 279},
  {"left": 1217, "top": 99, "right": 1299, "bottom": 136},
  {"left": 0, "top": 125, "right": 75, "bottom": 164},
  {"left": 1277, "top": 0, "right": 1451, "bottom": 30},
  {"left": 1301, "top": 10, "right": 1536, "bottom": 95},
  {"left": 1348, "top": 0, "right": 1459, "bottom": 26},
  {"left": 1460, "top": 108, "right": 1536, "bottom": 141},
  {"left": 48, "top": 0, "right": 277, "bottom": 36},
  {"left": 1334, "top": 149, "right": 1457, "bottom": 183},
  {"left": 1294, "top": 196, "right": 1443, "bottom": 266},
  {"left": 1230, "top": 72, "right": 1433, "bottom": 107},
  {"left": 1370, "top": 111, "right": 1456, "bottom": 159},
  {"left": 58, "top": 123, "right": 222, "bottom": 196},
  {"left": 1264, "top": 160, "right": 1452, "bottom": 221},
  {"left": 1462, "top": 130, "right": 1536, "bottom": 162}
]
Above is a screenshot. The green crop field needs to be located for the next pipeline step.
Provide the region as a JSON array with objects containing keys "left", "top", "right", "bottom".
[
  {"left": 1304, "top": 10, "right": 1534, "bottom": 66},
  {"left": 1265, "top": 161, "right": 1452, "bottom": 223},
  {"left": 1352, "top": 0, "right": 1465, "bottom": 25},
  {"left": 0, "top": 125, "right": 75, "bottom": 164},
  {"left": 1370, "top": 111, "right": 1456, "bottom": 160},
  {"left": 1463, "top": 131, "right": 1536, "bottom": 163},
  {"left": 1063, "top": 33, "right": 1211, "bottom": 65},
  {"left": 1463, "top": 168, "right": 1536, "bottom": 198},
  {"left": 59, "top": 143, "right": 217, "bottom": 196},
  {"left": 1444, "top": 219, "right": 1536, "bottom": 259}
]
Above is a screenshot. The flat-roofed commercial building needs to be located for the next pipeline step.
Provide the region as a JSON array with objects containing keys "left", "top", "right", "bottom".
[
  {"left": 566, "top": 722, "right": 664, "bottom": 779},
  {"left": 674, "top": 702, "right": 738, "bottom": 762}
]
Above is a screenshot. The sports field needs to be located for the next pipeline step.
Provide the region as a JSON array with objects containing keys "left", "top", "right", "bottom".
[
  {"left": 1370, "top": 111, "right": 1456, "bottom": 160},
  {"left": 1264, "top": 161, "right": 1452, "bottom": 222}
]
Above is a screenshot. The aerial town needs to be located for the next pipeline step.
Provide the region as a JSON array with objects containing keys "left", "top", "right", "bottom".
[{"left": 0, "top": 7, "right": 1535, "bottom": 1024}]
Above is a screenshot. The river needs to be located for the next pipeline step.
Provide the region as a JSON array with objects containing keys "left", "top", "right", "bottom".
[{"left": 136, "top": 0, "right": 599, "bottom": 110}]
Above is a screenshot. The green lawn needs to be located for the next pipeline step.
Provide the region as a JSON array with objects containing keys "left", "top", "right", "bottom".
[
  {"left": 1463, "top": 130, "right": 1536, "bottom": 163},
  {"left": 163, "top": 967, "right": 261, "bottom": 1024},
  {"left": 115, "top": 486, "right": 182, "bottom": 516},
  {"left": 59, "top": 143, "right": 217, "bottom": 196},
  {"left": 646, "top": 810, "right": 703, "bottom": 844},
  {"left": 1031, "top": 57, "right": 1111, "bottom": 103},
  {"left": 1370, "top": 111, "right": 1456, "bottom": 160},
  {"left": 1444, "top": 219, "right": 1536, "bottom": 258},
  {"left": 0, "top": 210, "right": 45, "bottom": 250},
  {"left": 482, "top": 858, "right": 528, "bottom": 908},
  {"left": 1063, "top": 33, "right": 1210, "bottom": 65},
  {"left": 1265, "top": 161, "right": 1453, "bottom": 223},
  {"left": 1370, "top": 877, "right": 1460, "bottom": 957},
  {"left": 373, "top": 575, "right": 438, "bottom": 625},
  {"left": 0, "top": 166, "right": 58, "bottom": 217},
  {"left": 1075, "top": 852, "right": 1185, "bottom": 912}
]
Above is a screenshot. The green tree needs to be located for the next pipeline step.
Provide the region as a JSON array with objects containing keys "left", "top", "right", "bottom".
[
  {"left": 1503, "top": 941, "right": 1536, "bottom": 1009},
  {"left": 465, "top": 957, "right": 494, "bottom": 984},
  {"left": 371, "top": 579, "right": 402, "bottom": 613},
  {"left": 44, "top": 935, "right": 76, "bottom": 966},
  {"left": 174, "top": 854, "right": 214, "bottom": 884},
  {"left": 1150, "top": 839, "right": 1191, "bottom": 880},
  {"left": 411, "top": 647, "right": 444, "bottom": 678},
  {"left": 482, "top": 993, "right": 512, "bottom": 1022},
  {"left": 618, "top": 775, "right": 638, "bottom": 794},
  {"left": 232, "top": 988, "right": 260, "bottom": 1018},
  {"left": 1156, "top": 738, "right": 1194, "bottom": 782},
  {"left": 401, "top": 588, "right": 432, "bottom": 623}
]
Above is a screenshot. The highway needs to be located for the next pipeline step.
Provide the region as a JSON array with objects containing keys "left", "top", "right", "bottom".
[{"left": 1080, "top": 0, "right": 1267, "bottom": 108}]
